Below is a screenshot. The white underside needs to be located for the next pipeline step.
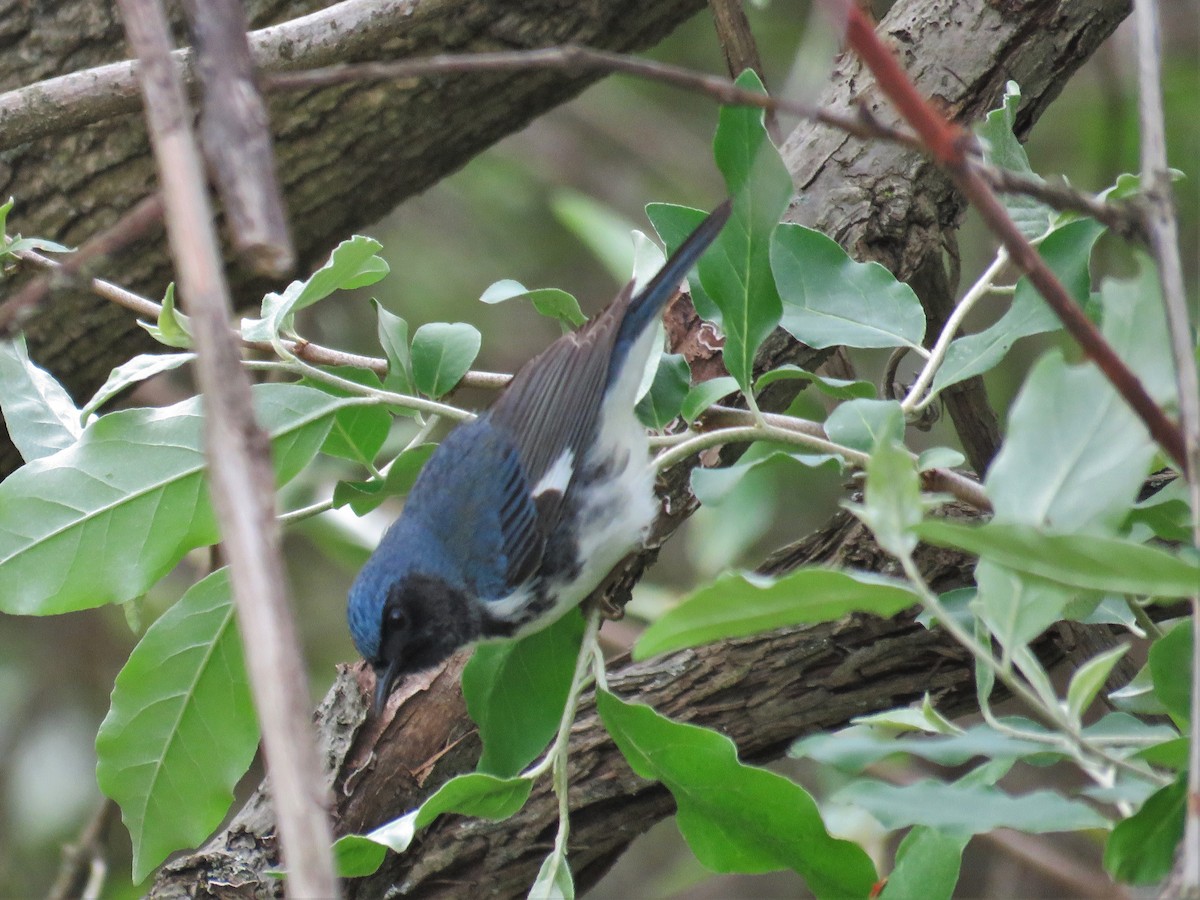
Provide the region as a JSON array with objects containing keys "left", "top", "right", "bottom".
[{"left": 488, "top": 325, "right": 661, "bottom": 631}]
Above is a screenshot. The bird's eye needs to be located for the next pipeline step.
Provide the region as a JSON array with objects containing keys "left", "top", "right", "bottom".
[{"left": 386, "top": 607, "right": 407, "bottom": 628}]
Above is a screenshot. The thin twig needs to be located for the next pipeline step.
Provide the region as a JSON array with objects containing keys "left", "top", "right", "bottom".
[
  {"left": 1133, "top": 0, "right": 1200, "bottom": 888},
  {"left": 708, "top": 0, "right": 783, "bottom": 143},
  {"left": 263, "top": 46, "right": 923, "bottom": 151},
  {"left": 903, "top": 247, "right": 1009, "bottom": 414},
  {"left": 695, "top": 404, "right": 994, "bottom": 513},
  {"left": 46, "top": 798, "right": 119, "bottom": 900},
  {"left": 7, "top": 245, "right": 511, "bottom": 390},
  {"left": 828, "top": 0, "right": 1188, "bottom": 473},
  {"left": 982, "top": 166, "right": 1147, "bottom": 243},
  {"left": 115, "top": 0, "right": 338, "bottom": 894},
  {"left": 0, "top": 194, "right": 163, "bottom": 337}
]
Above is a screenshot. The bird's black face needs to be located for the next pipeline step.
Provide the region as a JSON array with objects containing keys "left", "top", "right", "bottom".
[{"left": 371, "top": 574, "right": 483, "bottom": 713}]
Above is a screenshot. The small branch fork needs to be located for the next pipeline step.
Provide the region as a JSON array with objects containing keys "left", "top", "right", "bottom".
[
  {"left": 823, "top": 0, "right": 1188, "bottom": 474},
  {"left": 114, "top": 0, "right": 338, "bottom": 896}
]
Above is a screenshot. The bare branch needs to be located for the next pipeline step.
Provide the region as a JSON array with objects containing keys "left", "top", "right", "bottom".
[
  {"left": 115, "top": 0, "right": 338, "bottom": 894},
  {"left": 0, "top": 195, "right": 164, "bottom": 337},
  {"left": 183, "top": 0, "right": 294, "bottom": 276},
  {"left": 1133, "top": 0, "right": 1200, "bottom": 889}
]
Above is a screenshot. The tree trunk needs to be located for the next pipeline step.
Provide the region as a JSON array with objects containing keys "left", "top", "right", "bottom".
[{"left": 140, "top": 0, "right": 1132, "bottom": 895}]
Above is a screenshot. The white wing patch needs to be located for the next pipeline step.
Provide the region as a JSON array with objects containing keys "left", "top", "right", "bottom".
[{"left": 531, "top": 449, "right": 575, "bottom": 498}]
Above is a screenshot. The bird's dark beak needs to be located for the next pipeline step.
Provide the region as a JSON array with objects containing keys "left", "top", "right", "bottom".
[{"left": 373, "top": 657, "right": 403, "bottom": 715}]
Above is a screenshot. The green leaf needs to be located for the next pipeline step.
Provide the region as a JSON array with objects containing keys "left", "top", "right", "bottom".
[
  {"left": 1066, "top": 643, "right": 1130, "bottom": 722},
  {"left": 278, "top": 235, "right": 388, "bottom": 316},
  {"left": 700, "top": 69, "right": 791, "bottom": 389},
  {"left": 636, "top": 353, "right": 690, "bottom": 428},
  {"left": 791, "top": 720, "right": 1056, "bottom": 773},
  {"left": 138, "top": 283, "right": 192, "bottom": 349},
  {"left": 300, "top": 367, "right": 391, "bottom": 466},
  {"left": 245, "top": 236, "right": 389, "bottom": 340},
  {"left": 1149, "top": 622, "right": 1192, "bottom": 723},
  {"left": 755, "top": 364, "right": 876, "bottom": 399},
  {"left": 463, "top": 611, "right": 586, "bottom": 777},
  {"left": 917, "top": 446, "right": 966, "bottom": 471},
  {"left": 917, "top": 520, "right": 1200, "bottom": 599},
  {"left": 374, "top": 299, "right": 413, "bottom": 395},
  {"left": 530, "top": 851, "right": 575, "bottom": 900},
  {"left": 95, "top": 569, "right": 257, "bottom": 881},
  {"left": 82, "top": 352, "right": 195, "bottom": 422},
  {"left": 646, "top": 203, "right": 720, "bottom": 321},
  {"left": 332, "top": 834, "right": 387, "bottom": 878},
  {"left": 635, "top": 567, "right": 919, "bottom": 659},
  {"left": 984, "top": 348, "right": 1155, "bottom": 535},
  {"left": 879, "top": 827, "right": 967, "bottom": 900},
  {"left": 931, "top": 219, "right": 1105, "bottom": 394},
  {"left": 772, "top": 222, "right": 926, "bottom": 351},
  {"left": 855, "top": 440, "right": 922, "bottom": 558},
  {"left": 824, "top": 399, "right": 904, "bottom": 453},
  {"left": 1099, "top": 253, "right": 1176, "bottom": 406},
  {"left": 680, "top": 376, "right": 740, "bottom": 423},
  {"left": 333, "top": 772, "right": 535, "bottom": 875},
  {"left": 0, "top": 335, "right": 82, "bottom": 461},
  {"left": 333, "top": 442, "right": 439, "bottom": 516},
  {"left": 480, "top": 280, "right": 587, "bottom": 330},
  {"left": 833, "top": 778, "right": 1107, "bottom": 834},
  {"left": 598, "top": 691, "right": 877, "bottom": 898},
  {"left": 410, "top": 322, "right": 481, "bottom": 398},
  {"left": 1104, "top": 773, "right": 1186, "bottom": 885},
  {"left": 976, "top": 81, "right": 1052, "bottom": 238},
  {"left": 690, "top": 448, "right": 838, "bottom": 506},
  {"left": 0, "top": 383, "right": 349, "bottom": 615},
  {"left": 974, "top": 560, "right": 1073, "bottom": 652}
]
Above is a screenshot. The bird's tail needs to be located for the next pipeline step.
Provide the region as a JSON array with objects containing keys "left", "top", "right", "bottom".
[{"left": 614, "top": 198, "right": 733, "bottom": 352}]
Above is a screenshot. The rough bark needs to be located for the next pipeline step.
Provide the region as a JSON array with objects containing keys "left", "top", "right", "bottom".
[
  {"left": 0, "top": 0, "right": 706, "bottom": 475},
  {"left": 140, "top": 0, "right": 1133, "bottom": 896}
]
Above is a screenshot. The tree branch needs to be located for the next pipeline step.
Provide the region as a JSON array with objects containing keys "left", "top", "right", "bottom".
[{"left": 117, "top": 0, "right": 338, "bottom": 893}]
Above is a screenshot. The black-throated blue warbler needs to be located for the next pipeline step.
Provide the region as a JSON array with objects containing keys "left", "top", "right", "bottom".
[{"left": 348, "top": 200, "right": 732, "bottom": 711}]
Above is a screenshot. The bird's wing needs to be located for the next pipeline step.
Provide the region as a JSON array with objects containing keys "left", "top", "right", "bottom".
[
  {"left": 486, "top": 286, "right": 632, "bottom": 528},
  {"left": 403, "top": 418, "right": 545, "bottom": 598}
]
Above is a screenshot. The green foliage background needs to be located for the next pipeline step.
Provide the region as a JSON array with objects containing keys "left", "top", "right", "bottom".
[{"left": 0, "top": 5, "right": 1197, "bottom": 898}]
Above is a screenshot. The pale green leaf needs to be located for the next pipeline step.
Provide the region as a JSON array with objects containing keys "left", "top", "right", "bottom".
[
  {"left": 529, "top": 851, "right": 575, "bottom": 900},
  {"left": 772, "top": 223, "right": 925, "bottom": 351},
  {"left": 82, "top": 352, "right": 195, "bottom": 421},
  {"left": 917, "top": 520, "right": 1200, "bottom": 598},
  {"left": 0, "top": 384, "right": 350, "bottom": 615},
  {"left": 975, "top": 81, "right": 1052, "bottom": 238},
  {"left": 1067, "top": 644, "right": 1130, "bottom": 722},
  {"left": 0, "top": 336, "right": 82, "bottom": 461},
  {"left": 833, "top": 778, "right": 1107, "bottom": 834},
  {"left": 373, "top": 299, "right": 413, "bottom": 395},
  {"left": 680, "top": 376, "right": 740, "bottom": 423},
  {"left": 480, "top": 280, "right": 586, "bottom": 329},
  {"left": 635, "top": 567, "right": 919, "bottom": 659},
  {"left": 931, "top": 218, "right": 1105, "bottom": 394},
  {"left": 95, "top": 569, "right": 256, "bottom": 881}
]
